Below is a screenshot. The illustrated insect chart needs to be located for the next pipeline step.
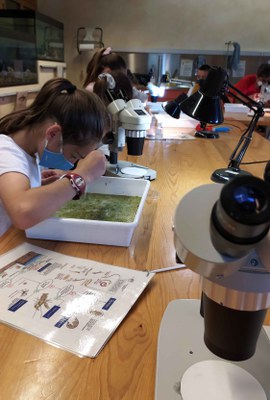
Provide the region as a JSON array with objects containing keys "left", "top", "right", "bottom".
[{"left": 0, "top": 243, "right": 153, "bottom": 357}]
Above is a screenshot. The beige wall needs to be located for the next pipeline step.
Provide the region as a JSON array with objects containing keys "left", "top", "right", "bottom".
[
  {"left": 37, "top": 0, "right": 270, "bottom": 88},
  {"left": 0, "top": 1, "right": 268, "bottom": 116},
  {"left": 0, "top": 61, "right": 66, "bottom": 118}
]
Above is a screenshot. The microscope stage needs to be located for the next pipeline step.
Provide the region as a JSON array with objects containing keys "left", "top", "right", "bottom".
[
  {"left": 106, "top": 160, "right": 157, "bottom": 180},
  {"left": 155, "top": 299, "right": 270, "bottom": 400}
]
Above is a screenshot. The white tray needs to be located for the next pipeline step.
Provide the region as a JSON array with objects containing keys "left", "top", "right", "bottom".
[
  {"left": 224, "top": 103, "right": 250, "bottom": 113},
  {"left": 26, "top": 177, "right": 150, "bottom": 247}
]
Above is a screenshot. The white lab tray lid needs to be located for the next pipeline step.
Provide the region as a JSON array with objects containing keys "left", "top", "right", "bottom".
[
  {"left": 224, "top": 103, "right": 250, "bottom": 113},
  {"left": 26, "top": 176, "right": 150, "bottom": 247}
]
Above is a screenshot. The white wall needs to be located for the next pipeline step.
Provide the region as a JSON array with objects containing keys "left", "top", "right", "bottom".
[{"left": 38, "top": 0, "right": 270, "bottom": 87}]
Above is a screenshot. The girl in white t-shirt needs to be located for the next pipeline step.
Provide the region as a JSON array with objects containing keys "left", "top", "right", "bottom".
[{"left": 0, "top": 77, "right": 109, "bottom": 236}]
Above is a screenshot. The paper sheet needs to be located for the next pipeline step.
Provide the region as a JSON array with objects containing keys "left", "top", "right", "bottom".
[
  {"left": 0, "top": 243, "right": 154, "bottom": 357},
  {"left": 146, "top": 129, "right": 195, "bottom": 141},
  {"left": 155, "top": 113, "right": 197, "bottom": 129},
  {"left": 147, "top": 102, "right": 198, "bottom": 129},
  {"left": 180, "top": 59, "right": 193, "bottom": 77}
]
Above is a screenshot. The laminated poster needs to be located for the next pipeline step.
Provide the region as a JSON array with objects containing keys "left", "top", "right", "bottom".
[
  {"left": 180, "top": 59, "right": 193, "bottom": 77},
  {"left": 0, "top": 243, "right": 154, "bottom": 357}
]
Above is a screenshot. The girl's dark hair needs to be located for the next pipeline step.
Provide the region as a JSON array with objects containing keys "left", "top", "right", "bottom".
[
  {"left": 198, "top": 64, "right": 211, "bottom": 71},
  {"left": 83, "top": 47, "right": 127, "bottom": 88},
  {"left": 0, "top": 78, "right": 109, "bottom": 146},
  {"left": 257, "top": 63, "right": 270, "bottom": 79},
  {"left": 93, "top": 71, "right": 133, "bottom": 105}
]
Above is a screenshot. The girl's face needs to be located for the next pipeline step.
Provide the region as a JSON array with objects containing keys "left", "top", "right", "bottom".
[
  {"left": 63, "top": 142, "right": 99, "bottom": 164},
  {"left": 44, "top": 123, "right": 102, "bottom": 165},
  {"left": 257, "top": 76, "right": 270, "bottom": 88}
]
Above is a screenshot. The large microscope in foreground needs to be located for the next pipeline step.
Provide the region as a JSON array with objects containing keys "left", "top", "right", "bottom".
[
  {"left": 155, "top": 67, "right": 270, "bottom": 399},
  {"left": 155, "top": 175, "right": 270, "bottom": 400},
  {"left": 103, "top": 89, "right": 156, "bottom": 180}
]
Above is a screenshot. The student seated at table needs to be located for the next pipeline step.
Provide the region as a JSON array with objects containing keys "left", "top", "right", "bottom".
[
  {"left": 83, "top": 47, "right": 148, "bottom": 103},
  {"left": 196, "top": 64, "right": 211, "bottom": 82},
  {"left": 93, "top": 71, "right": 133, "bottom": 105},
  {"left": 191, "top": 64, "right": 231, "bottom": 103},
  {"left": 92, "top": 71, "right": 134, "bottom": 157},
  {"left": 0, "top": 78, "right": 109, "bottom": 237},
  {"left": 189, "top": 64, "right": 211, "bottom": 95},
  {"left": 230, "top": 63, "right": 270, "bottom": 107}
]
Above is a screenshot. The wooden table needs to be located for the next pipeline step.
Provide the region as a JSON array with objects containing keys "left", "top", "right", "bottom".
[
  {"left": 224, "top": 111, "right": 270, "bottom": 127},
  {"left": 0, "top": 121, "right": 270, "bottom": 400}
]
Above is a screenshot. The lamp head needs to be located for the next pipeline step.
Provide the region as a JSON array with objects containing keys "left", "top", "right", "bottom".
[
  {"left": 162, "top": 93, "right": 188, "bottom": 119},
  {"left": 179, "top": 67, "right": 227, "bottom": 124}
]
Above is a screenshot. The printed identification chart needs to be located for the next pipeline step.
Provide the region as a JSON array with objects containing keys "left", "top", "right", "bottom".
[{"left": 0, "top": 243, "right": 154, "bottom": 357}]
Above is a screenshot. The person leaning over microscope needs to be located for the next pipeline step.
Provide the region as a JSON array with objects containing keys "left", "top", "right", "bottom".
[
  {"left": 83, "top": 47, "right": 148, "bottom": 103},
  {"left": 230, "top": 63, "right": 270, "bottom": 108},
  {"left": 0, "top": 77, "right": 109, "bottom": 237}
]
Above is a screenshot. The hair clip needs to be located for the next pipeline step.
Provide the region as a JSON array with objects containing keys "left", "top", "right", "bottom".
[
  {"left": 60, "top": 83, "right": 76, "bottom": 94},
  {"left": 102, "top": 47, "right": 112, "bottom": 56},
  {"left": 66, "top": 84, "right": 77, "bottom": 94},
  {"left": 98, "top": 73, "right": 115, "bottom": 89}
]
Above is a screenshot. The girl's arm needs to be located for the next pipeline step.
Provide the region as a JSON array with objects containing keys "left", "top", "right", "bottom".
[
  {"left": 0, "top": 150, "right": 106, "bottom": 230},
  {"left": 41, "top": 169, "right": 63, "bottom": 185}
]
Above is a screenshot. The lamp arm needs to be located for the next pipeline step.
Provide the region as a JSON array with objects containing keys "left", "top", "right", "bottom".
[
  {"left": 228, "top": 112, "right": 261, "bottom": 168},
  {"left": 227, "top": 83, "right": 264, "bottom": 113},
  {"left": 224, "top": 83, "right": 264, "bottom": 169}
]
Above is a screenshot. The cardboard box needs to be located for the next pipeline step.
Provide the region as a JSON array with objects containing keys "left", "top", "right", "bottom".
[{"left": 26, "top": 177, "right": 150, "bottom": 247}]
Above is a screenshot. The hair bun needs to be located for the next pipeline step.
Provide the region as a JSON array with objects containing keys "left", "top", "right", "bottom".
[
  {"left": 59, "top": 79, "right": 77, "bottom": 94},
  {"left": 66, "top": 83, "right": 77, "bottom": 94}
]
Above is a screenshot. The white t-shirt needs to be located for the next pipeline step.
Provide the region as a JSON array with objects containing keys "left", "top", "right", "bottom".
[{"left": 0, "top": 134, "right": 41, "bottom": 236}]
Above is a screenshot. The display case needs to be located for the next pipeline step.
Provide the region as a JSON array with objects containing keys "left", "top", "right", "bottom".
[
  {"left": 35, "top": 12, "right": 64, "bottom": 62},
  {"left": 0, "top": 10, "right": 37, "bottom": 87},
  {"left": 0, "top": 10, "right": 64, "bottom": 87}
]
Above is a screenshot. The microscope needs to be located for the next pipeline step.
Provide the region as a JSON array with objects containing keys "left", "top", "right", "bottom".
[
  {"left": 259, "top": 82, "right": 270, "bottom": 104},
  {"left": 103, "top": 89, "right": 156, "bottom": 180},
  {"left": 156, "top": 175, "right": 270, "bottom": 399}
]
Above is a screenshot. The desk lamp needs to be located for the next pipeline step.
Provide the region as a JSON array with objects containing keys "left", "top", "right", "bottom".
[
  {"left": 179, "top": 66, "right": 264, "bottom": 183},
  {"left": 163, "top": 70, "right": 225, "bottom": 138},
  {"left": 162, "top": 92, "right": 188, "bottom": 119}
]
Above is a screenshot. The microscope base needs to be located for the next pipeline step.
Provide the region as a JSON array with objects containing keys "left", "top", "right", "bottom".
[
  {"left": 155, "top": 299, "right": 270, "bottom": 400},
  {"left": 106, "top": 160, "right": 157, "bottom": 180}
]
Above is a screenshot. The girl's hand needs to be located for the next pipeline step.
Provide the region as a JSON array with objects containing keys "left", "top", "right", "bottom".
[
  {"left": 263, "top": 99, "right": 270, "bottom": 108},
  {"left": 74, "top": 150, "right": 107, "bottom": 184},
  {"left": 41, "top": 169, "right": 62, "bottom": 185}
]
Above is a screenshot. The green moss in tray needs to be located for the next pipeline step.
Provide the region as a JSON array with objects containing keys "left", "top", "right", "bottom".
[{"left": 55, "top": 193, "right": 141, "bottom": 222}]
